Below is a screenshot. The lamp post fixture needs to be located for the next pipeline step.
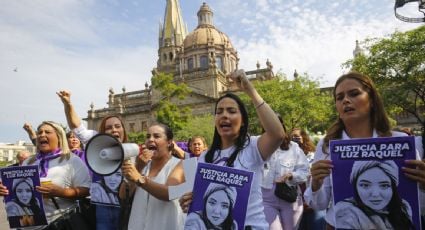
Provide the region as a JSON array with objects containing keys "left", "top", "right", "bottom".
[{"left": 394, "top": 0, "right": 425, "bottom": 22}]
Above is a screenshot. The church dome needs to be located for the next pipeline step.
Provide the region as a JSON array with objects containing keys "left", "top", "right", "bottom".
[
  {"left": 183, "top": 3, "right": 234, "bottom": 50},
  {"left": 183, "top": 26, "right": 234, "bottom": 49}
]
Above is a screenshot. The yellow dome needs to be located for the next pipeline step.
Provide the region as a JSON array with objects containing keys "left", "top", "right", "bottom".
[{"left": 183, "top": 26, "right": 234, "bottom": 49}]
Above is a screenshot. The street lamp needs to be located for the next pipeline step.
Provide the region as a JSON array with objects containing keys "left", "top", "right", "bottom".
[{"left": 394, "top": 0, "right": 425, "bottom": 22}]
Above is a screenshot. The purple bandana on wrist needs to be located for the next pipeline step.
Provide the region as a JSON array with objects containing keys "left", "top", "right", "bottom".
[{"left": 36, "top": 149, "right": 62, "bottom": 177}]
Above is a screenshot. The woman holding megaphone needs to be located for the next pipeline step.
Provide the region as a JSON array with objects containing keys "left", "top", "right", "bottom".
[
  {"left": 58, "top": 90, "right": 127, "bottom": 230},
  {"left": 120, "top": 123, "right": 186, "bottom": 230}
]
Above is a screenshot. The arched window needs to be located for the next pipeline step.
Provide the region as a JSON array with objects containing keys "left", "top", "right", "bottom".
[
  {"left": 200, "top": 55, "right": 208, "bottom": 69},
  {"left": 188, "top": 58, "right": 194, "bottom": 70},
  {"left": 163, "top": 53, "right": 167, "bottom": 62},
  {"left": 215, "top": 56, "right": 223, "bottom": 71},
  {"left": 169, "top": 52, "right": 173, "bottom": 61}
]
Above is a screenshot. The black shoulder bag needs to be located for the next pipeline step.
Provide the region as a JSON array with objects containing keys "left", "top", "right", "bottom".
[{"left": 274, "top": 182, "right": 298, "bottom": 203}]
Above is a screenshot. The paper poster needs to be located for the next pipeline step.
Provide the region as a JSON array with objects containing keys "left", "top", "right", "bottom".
[
  {"left": 330, "top": 136, "right": 421, "bottom": 229},
  {"left": 90, "top": 170, "right": 122, "bottom": 207},
  {"left": 0, "top": 165, "right": 48, "bottom": 228},
  {"left": 185, "top": 162, "right": 253, "bottom": 230}
]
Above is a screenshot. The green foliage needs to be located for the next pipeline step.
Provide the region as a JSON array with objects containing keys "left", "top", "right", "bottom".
[
  {"left": 0, "top": 161, "right": 10, "bottom": 168},
  {"left": 343, "top": 26, "right": 425, "bottom": 128},
  {"left": 175, "top": 114, "right": 215, "bottom": 145},
  {"left": 239, "top": 74, "right": 334, "bottom": 135},
  {"left": 151, "top": 72, "right": 193, "bottom": 132},
  {"left": 128, "top": 131, "right": 146, "bottom": 144}
]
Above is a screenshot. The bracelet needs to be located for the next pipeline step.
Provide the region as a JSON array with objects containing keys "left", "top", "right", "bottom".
[{"left": 255, "top": 101, "right": 266, "bottom": 109}]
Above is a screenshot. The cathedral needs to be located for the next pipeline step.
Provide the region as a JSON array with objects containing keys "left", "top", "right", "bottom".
[{"left": 85, "top": 1, "right": 274, "bottom": 132}]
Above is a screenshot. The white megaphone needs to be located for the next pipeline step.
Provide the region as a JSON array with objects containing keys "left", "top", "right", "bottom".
[{"left": 85, "top": 133, "right": 140, "bottom": 175}]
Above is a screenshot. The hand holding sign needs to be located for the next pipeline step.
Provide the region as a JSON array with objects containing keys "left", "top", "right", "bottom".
[
  {"left": 403, "top": 159, "right": 425, "bottom": 190},
  {"left": 310, "top": 159, "right": 333, "bottom": 192}
]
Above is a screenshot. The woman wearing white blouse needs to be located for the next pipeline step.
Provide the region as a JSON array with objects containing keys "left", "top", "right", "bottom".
[{"left": 303, "top": 72, "right": 425, "bottom": 229}]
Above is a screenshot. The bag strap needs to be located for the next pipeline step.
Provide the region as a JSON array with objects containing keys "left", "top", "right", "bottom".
[
  {"left": 51, "top": 196, "right": 81, "bottom": 213},
  {"left": 51, "top": 197, "right": 60, "bottom": 210}
]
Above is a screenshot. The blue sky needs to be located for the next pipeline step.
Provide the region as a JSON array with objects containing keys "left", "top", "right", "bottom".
[{"left": 0, "top": 0, "right": 422, "bottom": 143}]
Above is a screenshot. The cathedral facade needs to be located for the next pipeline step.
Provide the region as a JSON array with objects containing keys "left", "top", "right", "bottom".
[{"left": 85, "top": 1, "right": 274, "bottom": 132}]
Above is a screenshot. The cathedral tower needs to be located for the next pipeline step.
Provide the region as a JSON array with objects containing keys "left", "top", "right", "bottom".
[{"left": 157, "top": 0, "right": 187, "bottom": 73}]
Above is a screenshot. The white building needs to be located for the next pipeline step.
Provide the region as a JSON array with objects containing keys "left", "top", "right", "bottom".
[{"left": 0, "top": 141, "right": 36, "bottom": 164}]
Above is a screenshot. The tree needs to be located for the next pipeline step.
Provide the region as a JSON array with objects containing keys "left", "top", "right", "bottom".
[
  {"left": 343, "top": 26, "right": 425, "bottom": 132},
  {"left": 239, "top": 73, "right": 334, "bottom": 135},
  {"left": 151, "top": 72, "right": 192, "bottom": 132},
  {"left": 174, "top": 114, "right": 215, "bottom": 145},
  {"left": 127, "top": 131, "right": 146, "bottom": 144}
]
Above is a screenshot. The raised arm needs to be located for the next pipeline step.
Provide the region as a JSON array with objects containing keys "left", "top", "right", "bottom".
[
  {"left": 57, "top": 90, "right": 81, "bottom": 129},
  {"left": 23, "top": 122, "right": 37, "bottom": 145},
  {"left": 172, "top": 141, "right": 186, "bottom": 159},
  {"left": 229, "top": 69, "right": 284, "bottom": 160}
]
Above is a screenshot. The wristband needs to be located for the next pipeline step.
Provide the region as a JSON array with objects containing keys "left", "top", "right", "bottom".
[{"left": 255, "top": 101, "right": 266, "bottom": 109}]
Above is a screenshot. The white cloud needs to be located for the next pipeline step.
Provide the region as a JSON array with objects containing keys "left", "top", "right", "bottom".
[{"left": 215, "top": 0, "right": 421, "bottom": 87}]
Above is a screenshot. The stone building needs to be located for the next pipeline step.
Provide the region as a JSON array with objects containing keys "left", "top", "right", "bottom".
[{"left": 85, "top": 1, "right": 274, "bottom": 132}]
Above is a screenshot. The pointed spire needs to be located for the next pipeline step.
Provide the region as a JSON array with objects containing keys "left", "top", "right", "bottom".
[
  {"left": 161, "top": 0, "right": 187, "bottom": 47},
  {"left": 158, "top": 20, "right": 163, "bottom": 39}
]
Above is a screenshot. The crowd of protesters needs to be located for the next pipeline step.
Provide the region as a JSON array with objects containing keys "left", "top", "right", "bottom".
[{"left": 0, "top": 70, "right": 424, "bottom": 230}]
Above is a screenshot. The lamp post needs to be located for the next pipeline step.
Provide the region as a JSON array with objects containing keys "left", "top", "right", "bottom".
[{"left": 394, "top": 0, "right": 425, "bottom": 22}]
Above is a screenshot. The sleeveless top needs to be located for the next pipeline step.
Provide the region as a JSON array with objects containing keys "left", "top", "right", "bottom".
[{"left": 128, "top": 156, "right": 185, "bottom": 230}]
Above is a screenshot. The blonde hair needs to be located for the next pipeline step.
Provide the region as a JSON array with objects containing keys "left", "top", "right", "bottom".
[{"left": 29, "top": 121, "right": 71, "bottom": 164}]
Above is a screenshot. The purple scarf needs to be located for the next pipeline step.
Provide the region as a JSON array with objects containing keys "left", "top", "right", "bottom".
[
  {"left": 72, "top": 149, "right": 85, "bottom": 161},
  {"left": 36, "top": 149, "right": 62, "bottom": 177}
]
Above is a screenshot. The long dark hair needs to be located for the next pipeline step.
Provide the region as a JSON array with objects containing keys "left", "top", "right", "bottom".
[
  {"left": 205, "top": 93, "right": 250, "bottom": 167},
  {"left": 323, "top": 72, "right": 391, "bottom": 153},
  {"left": 202, "top": 190, "right": 235, "bottom": 229},
  {"left": 13, "top": 180, "right": 42, "bottom": 221},
  {"left": 352, "top": 169, "right": 414, "bottom": 229}
]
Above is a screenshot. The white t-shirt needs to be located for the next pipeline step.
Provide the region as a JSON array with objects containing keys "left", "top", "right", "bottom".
[
  {"left": 303, "top": 130, "right": 424, "bottom": 227},
  {"left": 198, "top": 136, "right": 269, "bottom": 230}
]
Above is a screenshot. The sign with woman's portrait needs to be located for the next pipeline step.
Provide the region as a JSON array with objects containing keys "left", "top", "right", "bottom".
[
  {"left": 330, "top": 136, "right": 422, "bottom": 229},
  {"left": 0, "top": 165, "right": 48, "bottom": 228},
  {"left": 184, "top": 163, "right": 253, "bottom": 230},
  {"left": 90, "top": 170, "right": 122, "bottom": 207}
]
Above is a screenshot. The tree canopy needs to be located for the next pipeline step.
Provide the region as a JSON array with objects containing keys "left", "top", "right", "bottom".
[
  {"left": 174, "top": 114, "right": 214, "bottom": 145},
  {"left": 239, "top": 73, "right": 334, "bottom": 135},
  {"left": 344, "top": 26, "right": 425, "bottom": 130},
  {"left": 151, "top": 72, "right": 192, "bottom": 132}
]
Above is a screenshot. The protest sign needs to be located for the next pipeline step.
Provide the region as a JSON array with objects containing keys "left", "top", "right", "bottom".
[
  {"left": 330, "top": 136, "right": 421, "bottom": 229},
  {"left": 1, "top": 165, "right": 48, "bottom": 228},
  {"left": 90, "top": 171, "right": 122, "bottom": 207},
  {"left": 185, "top": 162, "right": 253, "bottom": 230}
]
